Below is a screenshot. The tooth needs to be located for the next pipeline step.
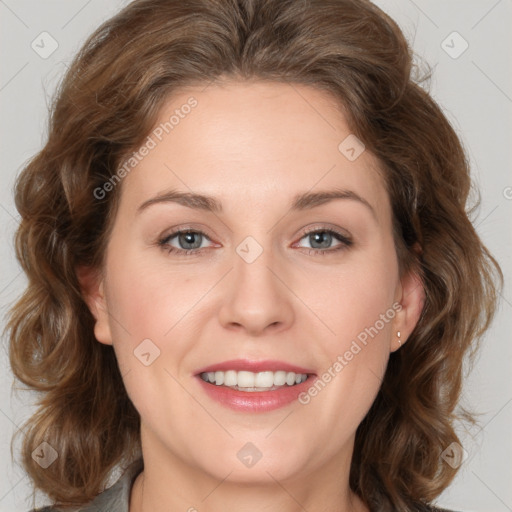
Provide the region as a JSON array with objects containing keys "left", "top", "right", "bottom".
[
  {"left": 273, "top": 371, "right": 286, "bottom": 386},
  {"left": 224, "top": 370, "right": 237, "bottom": 386},
  {"left": 237, "top": 371, "right": 255, "bottom": 388},
  {"left": 201, "top": 370, "right": 308, "bottom": 389},
  {"left": 286, "top": 372, "right": 296, "bottom": 386},
  {"left": 255, "top": 371, "right": 274, "bottom": 388}
]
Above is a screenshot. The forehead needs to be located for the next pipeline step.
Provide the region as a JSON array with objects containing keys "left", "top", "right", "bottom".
[{"left": 118, "top": 80, "right": 390, "bottom": 222}]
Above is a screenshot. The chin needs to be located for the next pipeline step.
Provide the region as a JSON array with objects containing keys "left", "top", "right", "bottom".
[{"left": 187, "top": 434, "right": 314, "bottom": 484}]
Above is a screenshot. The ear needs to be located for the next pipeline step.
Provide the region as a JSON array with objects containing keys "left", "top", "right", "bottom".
[
  {"left": 390, "top": 266, "right": 425, "bottom": 353},
  {"left": 76, "top": 265, "right": 113, "bottom": 346}
]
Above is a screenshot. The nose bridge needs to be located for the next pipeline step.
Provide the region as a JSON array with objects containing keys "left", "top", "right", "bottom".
[{"left": 217, "top": 233, "right": 295, "bottom": 334}]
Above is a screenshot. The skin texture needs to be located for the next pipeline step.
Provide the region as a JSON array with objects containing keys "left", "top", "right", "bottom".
[{"left": 80, "top": 80, "right": 424, "bottom": 512}]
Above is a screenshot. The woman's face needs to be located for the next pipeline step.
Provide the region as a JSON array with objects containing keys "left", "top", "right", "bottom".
[{"left": 86, "top": 80, "right": 422, "bottom": 486}]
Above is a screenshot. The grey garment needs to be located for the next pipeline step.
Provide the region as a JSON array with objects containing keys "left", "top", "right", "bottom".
[{"left": 30, "top": 459, "right": 143, "bottom": 512}]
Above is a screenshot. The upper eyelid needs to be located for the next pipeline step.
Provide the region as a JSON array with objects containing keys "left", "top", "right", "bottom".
[{"left": 299, "top": 225, "right": 351, "bottom": 239}]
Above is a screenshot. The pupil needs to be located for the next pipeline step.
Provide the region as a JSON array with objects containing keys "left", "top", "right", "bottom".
[
  {"left": 311, "top": 232, "right": 331, "bottom": 249},
  {"left": 180, "top": 232, "right": 201, "bottom": 249}
]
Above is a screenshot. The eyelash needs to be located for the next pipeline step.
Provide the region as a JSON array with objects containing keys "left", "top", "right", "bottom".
[{"left": 157, "top": 226, "right": 353, "bottom": 257}]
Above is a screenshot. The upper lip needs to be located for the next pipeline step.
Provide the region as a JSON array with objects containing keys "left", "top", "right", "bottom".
[{"left": 195, "top": 359, "right": 315, "bottom": 375}]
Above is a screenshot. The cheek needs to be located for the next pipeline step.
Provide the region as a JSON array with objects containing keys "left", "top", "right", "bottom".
[
  {"left": 300, "top": 244, "right": 398, "bottom": 436},
  {"left": 106, "top": 253, "right": 212, "bottom": 339},
  {"left": 316, "top": 267, "right": 396, "bottom": 392},
  {"left": 102, "top": 250, "right": 225, "bottom": 393},
  {"left": 101, "top": 256, "right": 202, "bottom": 422},
  {"left": 313, "top": 241, "right": 399, "bottom": 344}
]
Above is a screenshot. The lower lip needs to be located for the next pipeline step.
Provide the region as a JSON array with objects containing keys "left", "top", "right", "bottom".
[{"left": 196, "top": 376, "right": 315, "bottom": 412}]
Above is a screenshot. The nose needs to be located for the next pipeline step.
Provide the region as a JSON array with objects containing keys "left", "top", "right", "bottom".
[{"left": 217, "top": 243, "right": 295, "bottom": 336}]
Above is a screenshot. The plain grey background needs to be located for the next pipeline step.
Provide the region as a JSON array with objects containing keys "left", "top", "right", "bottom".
[{"left": 1, "top": 1, "right": 511, "bottom": 511}]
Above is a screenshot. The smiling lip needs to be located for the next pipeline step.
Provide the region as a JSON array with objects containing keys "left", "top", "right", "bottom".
[
  {"left": 195, "top": 359, "right": 316, "bottom": 413},
  {"left": 195, "top": 359, "right": 314, "bottom": 375}
]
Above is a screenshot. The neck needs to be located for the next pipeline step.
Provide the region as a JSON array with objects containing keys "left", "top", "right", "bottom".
[
  {"left": 129, "top": 429, "right": 369, "bottom": 512},
  {"left": 131, "top": 472, "right": 368, "bottom": 512}
]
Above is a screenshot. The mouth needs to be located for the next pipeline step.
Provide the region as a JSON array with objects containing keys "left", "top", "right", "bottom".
[
  {"left": 199, "top": 369, "right": 309, "bottom": 392},
  {"left": 195, "top": 359, "right": 316, "bottom": 412}
]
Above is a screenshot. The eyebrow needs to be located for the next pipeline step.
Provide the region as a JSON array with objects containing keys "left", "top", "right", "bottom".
[{"left": 137, "top": 187, "right": 376, "bottom": 218}]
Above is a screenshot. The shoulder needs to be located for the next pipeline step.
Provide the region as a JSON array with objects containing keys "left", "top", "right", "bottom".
[{"left": 28, "top": 458, "right": 143, "bottom": 512}]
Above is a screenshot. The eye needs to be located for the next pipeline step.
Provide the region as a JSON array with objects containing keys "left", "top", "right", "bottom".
[
  {"left": 294, "top": 227, "right": 353, "bottom": 255},
  {"left": 158, "top": 229, "right": 213, "bottom": 255}
]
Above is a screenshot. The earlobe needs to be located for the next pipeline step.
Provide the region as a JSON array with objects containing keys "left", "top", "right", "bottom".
[
  {"left": 76, "top": 265, "right": 113, "bottom": 346},
  {"left": 391, "top": 268, "right": 425, "bottom": 352}
]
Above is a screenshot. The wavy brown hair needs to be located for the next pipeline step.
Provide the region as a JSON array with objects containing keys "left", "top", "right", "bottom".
[{"left": 6, "top": 0, "right": 502, "bottom": 511}]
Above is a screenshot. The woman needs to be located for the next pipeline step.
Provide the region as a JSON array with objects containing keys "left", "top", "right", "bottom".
[{"left": 6, "top": 0, "right": 502, "bottom": 511}]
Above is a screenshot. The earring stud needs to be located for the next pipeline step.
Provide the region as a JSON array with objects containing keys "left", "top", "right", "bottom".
[{"left": 397, "top": 331, "right": 401, "bottom": 347}]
